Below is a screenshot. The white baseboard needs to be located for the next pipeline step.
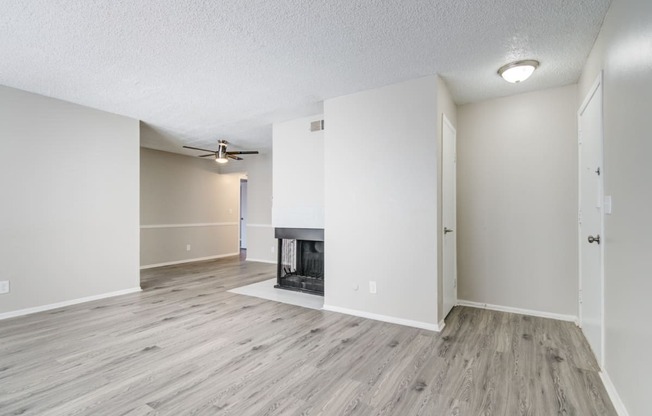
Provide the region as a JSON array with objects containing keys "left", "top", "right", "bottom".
[
  {"left": 457, "top": 299, "right": 578, "bottom": 324},
  {"left": 0, "top": 287, "right": 142, "bottom": 321},
  {"left": 322, "top": 304, "right": 443, "bottom": 332},
  {"left": 140, "top": 252, "right": 240, "bottom": 269},
  {"left": 600, "top": 369, "right": 630, "bottom": 416},
  {"left": 245, "top": 258, "right": 276, "bottom": 264}
]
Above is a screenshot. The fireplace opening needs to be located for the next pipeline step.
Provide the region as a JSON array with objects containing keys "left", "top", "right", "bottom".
[{"left": 275, "top": 228, "right": 324, "bottom": 296}]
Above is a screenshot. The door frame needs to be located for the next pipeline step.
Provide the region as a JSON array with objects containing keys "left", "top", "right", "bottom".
[
  {"left": 442, "top": 114, "right": 458, "bottom": 318},
  {"left": 239, "top": 178, "right": 248, "bottom": 250},
  {"left": 577, "top": 72, "right": 605, "bottom": 366}
]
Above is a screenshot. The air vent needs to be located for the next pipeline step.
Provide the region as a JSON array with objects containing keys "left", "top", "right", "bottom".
[{"left": 310, "top": 120, "right": 324, "bottom": 132}]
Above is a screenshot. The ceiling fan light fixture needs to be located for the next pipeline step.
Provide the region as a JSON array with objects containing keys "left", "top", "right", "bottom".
[
  {"left": 498, "top": 60, "right": 539, "bottom": 83},
  {"left": 216, "top": 141, "right": 228, "bottom": 163},
  {"left": 182, "top": 139, "right": 258, "bottom": 163}
]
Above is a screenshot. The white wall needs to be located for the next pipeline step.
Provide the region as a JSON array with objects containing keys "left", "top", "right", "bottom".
[
  {"left": 324, "top": 76, "right": 440, "bottom": 329},
  {"left": 578, "top": 0, "right": 652, "bottom": 413},
  {"left": 244, "top": 153, "right": 276, "bottom": 263},
  {"left": 140, "top": 148, "right": 241, "bottom": 267},
  {"left": 457, "top": 85, "right": 578, "bottom": 317},
  {"left": 0, "top": 85, "right": 140, "bottom": 315},
  {"left": 436, "top": 76, "right": 458, "bottom": 318},
  {"left": 272, "top": 115, "right": 325, "bottom": 229},
  {"left": 219, "top": 152, "right": 276, "bottom": 263}
]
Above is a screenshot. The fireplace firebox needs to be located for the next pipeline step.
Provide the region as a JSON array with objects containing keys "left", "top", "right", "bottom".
[{"left": 275, "top": 228, "right": 324, "bottom": 296}]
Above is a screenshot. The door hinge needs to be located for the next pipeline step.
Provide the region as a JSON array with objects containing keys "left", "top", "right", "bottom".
[
  {"left": 578, "top": 211, "right": 582, "bottom": 225},
  {"left": 595, "top": 167, "right": 601, "bottom": 175}
]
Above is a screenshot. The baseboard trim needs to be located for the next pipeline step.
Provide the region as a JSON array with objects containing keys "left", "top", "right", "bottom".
[
  {"left": 140, "top": 252, "right": 240, "bottom": 269},
  {"left": 245, "top": 258, "right": 276, "bottom": 264},
  {"left": 457, "top": 299, "right": 578, "bottom": 324},
  {"left": 0, "top": 287, "right": 142, "bottom": 321},
  {"left": 600, "top": 369, "right": 630, "bottom": 416},
  {"left": 322, "top": 304, "right": 443, "bottom": 332}
]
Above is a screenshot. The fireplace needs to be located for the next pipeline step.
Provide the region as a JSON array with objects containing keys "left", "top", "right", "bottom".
[{"left": 275, "top": 228, "right": 324, "bottom": 296}]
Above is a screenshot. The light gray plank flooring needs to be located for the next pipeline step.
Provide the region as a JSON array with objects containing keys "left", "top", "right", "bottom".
[{"left": 0, "top": 257, "right": 616, "bottom": 415}]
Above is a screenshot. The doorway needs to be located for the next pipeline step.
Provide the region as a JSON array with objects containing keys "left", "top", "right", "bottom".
[
  {"left": 442, "top": 114, "right": 457, "bottom": 319},
  {"left": 239, "top": 179, "right": 248, "bottom": 257},
  {"left": 578, "top": 73, "right": 604, "bottom": 366}
]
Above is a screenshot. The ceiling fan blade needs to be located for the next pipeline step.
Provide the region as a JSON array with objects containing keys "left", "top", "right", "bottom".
[
  {"left": 227, "top": 154, "right": 243, "bottom": 160},
  {"left": 183, "top": 145, "right": 216, "bottom": 153},
  {"left": 226, "top": 151, "right": 259, "bottom": 155},
  {"left": 198, "top": 153, "right": 215, "bottom": 158}
]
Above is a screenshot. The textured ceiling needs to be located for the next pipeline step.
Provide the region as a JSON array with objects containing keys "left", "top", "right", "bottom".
[{"left": 0, "top": 0, "right": 611, "bottom": 152}]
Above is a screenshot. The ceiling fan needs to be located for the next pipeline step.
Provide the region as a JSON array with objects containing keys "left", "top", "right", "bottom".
[{"left": 183, "top": 140, "right": 259, "bottom": 164}]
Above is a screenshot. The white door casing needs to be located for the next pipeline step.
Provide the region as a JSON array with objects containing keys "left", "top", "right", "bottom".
[
  {"left": 240, "top": 179, "right": 248, "bottom": 249},
  {"left": 442, "top": 114, "right": 457, "bottom": 319},
  {"left": 578, "top": 73, "right": 604, "bottom": 366}
]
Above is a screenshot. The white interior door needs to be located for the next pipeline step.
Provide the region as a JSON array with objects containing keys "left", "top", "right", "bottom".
[
  {"left": 578, "top": 74, "right": 604, "bottom": 365},
  {"left": 442, "top": 115, "right": 457, "bottom": 319},
  {"left": 240, "top": 179, "right": 248, "bottom": 249}
]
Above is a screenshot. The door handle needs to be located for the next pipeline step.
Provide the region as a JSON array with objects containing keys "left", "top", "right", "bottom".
[
  {"left": 588, "top": 235, "right": 601, "bottom": 244},
  {"left": 444, "top": 227, "right": 454, "bottom": 234}
]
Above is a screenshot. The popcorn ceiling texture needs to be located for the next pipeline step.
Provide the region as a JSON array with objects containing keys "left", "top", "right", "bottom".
[{"left": 0, "top": 0, "right": 611, "bottom": 150}]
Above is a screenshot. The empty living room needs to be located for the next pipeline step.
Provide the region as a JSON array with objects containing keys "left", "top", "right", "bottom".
[{"left": 1, "top": 0, "right": 650, "bottom": 415}]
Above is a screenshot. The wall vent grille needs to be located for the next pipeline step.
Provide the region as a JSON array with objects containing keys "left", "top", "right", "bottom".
[{"left": 310, "top": 120, "right": 324, "bottom": 132}]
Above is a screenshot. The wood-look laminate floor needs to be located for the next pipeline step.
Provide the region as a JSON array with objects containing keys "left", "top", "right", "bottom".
[{"left": 0, "top": 257, "right": 616, "bottom": 416}]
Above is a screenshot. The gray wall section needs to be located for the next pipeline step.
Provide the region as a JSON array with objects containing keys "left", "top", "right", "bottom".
[
  {"left": 140, "top": 148, "right": 241, "bottom": 266},
  {"left": 324, "top": 76, "right": 439, "bottom": 326},
  {"left": 457, "top": 85, "right": 579, "bottom": 317},
  {"left": 578, "top": 0, "right": 652, "bottom": 413},
  {"left": 140, "top": 226, "right": 239, "bottom": 266},
  {"left": 0, "top": 85, "right": 140, "bottom": 314}
]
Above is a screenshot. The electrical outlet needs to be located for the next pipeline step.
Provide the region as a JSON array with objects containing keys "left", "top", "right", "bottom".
[
  {"left": 186, "top": 244, "right": 191, "bottom": 251},
  {"left": 369, "top": 281, "right": 377, "bottom": 294},
  {"left": 271, "top": 246, "right": 275, "bottom": 253},
  {"left": 0, "top": 281, "right": 9, "bottom": 294}
]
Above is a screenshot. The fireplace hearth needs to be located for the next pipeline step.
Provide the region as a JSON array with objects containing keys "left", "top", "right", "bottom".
[{"left": 275, "top": 228, "right": 324, "bottom": 296}]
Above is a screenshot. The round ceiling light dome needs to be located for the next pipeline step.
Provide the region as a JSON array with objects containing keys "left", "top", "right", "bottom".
[{"left": 498, "top": 60, "right": 540, "bottom": 83}]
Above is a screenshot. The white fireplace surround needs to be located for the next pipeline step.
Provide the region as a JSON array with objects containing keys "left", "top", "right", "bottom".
[{"left": 272, "top": 114, "right": 325, "bottom": 229}]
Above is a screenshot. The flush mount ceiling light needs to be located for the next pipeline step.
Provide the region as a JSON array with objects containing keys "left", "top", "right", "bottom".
[{"left": 498, "top": 60, "right": 540, "bottom": 83}]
